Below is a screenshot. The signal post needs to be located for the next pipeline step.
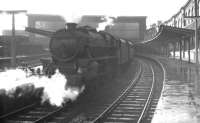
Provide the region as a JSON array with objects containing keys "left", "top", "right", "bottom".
[{"left": 2, "top": 10, "right": 27, "bottom": 67}]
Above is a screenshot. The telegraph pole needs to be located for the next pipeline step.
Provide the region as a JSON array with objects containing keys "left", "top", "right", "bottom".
[
  {"left": 4, "top": 10, "right": 27, "bottom": 67},
  {"left": 184, "top": 0, "right": 199, "bottom": 63}
]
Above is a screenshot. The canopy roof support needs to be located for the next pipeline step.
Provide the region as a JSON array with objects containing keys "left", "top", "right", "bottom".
[{"left": 140, "top": 25, "right": 195, "bottom": 62}]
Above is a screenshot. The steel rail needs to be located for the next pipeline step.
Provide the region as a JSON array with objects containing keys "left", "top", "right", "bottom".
[
  {"left": 137, "top": 65, "right": 155, "bottom": 123},
  {"left": 33, "top": 107, "right": 64, "bottom": 123},
  {"left": 134, "top": 55, "right": 166, "bottom": 122},
  {"left": 136, "top": 54, "right": 166, "bottom": 99},
  {"left": 92, "top": 62, "right": 142, "bottom": 123},
  {"left": 0, "top": 103, "right": 37, "bottom": 120},
  {"left": 1, "top": 104, "right": 65, "bottom": 123},
  {"left": 152, "top": 56, "right": 166, "bottom": 96}
]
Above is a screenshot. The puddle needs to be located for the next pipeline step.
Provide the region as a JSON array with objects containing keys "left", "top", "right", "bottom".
[{"left": 152, "top": 60, "right": 200, "bottom": 123}]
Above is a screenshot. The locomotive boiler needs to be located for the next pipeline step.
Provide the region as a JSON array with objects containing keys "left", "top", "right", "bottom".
[{"left": 25, "top": 23, "right": 135, "bottom": 88}]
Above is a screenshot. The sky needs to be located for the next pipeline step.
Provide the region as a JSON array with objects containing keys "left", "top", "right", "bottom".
[{"left": 0, "top": 0, "right": 188, "bottom": 32}]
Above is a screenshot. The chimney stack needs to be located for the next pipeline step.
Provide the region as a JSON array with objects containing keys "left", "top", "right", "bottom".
[{"left": 66, "top": 23, "right": 77, "bottom": 30}]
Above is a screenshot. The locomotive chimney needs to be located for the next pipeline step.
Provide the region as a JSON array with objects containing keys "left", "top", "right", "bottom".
[{"left": 66, "top": 23, "right": 77, "bottom": 30}]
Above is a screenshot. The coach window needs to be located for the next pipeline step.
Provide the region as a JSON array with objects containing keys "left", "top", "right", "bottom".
[{"left": 105, "top": 34, "right": 110, "bottom": 45}]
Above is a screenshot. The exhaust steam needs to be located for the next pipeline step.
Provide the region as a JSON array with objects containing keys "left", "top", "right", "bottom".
[
  {"left": 0, "top": 68, "right": 84, "bottom": 107},
  {"left": 96, "top": 16, "right": 114, "bottom": 31}
]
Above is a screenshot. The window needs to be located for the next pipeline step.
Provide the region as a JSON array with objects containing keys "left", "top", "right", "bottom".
[
  {"left": 199, "top": 1, "right": 200, "bottom": 16},
  {"left": 192, "top": 7, "right": 194, "bottom": 16},
  {"left": 183, "top": 19, "right": 186, "bottom": 26},
  {"left": 185, "top": 12, "right": 188, "bottom": 25},
  {"left": 174, "top": 20, "right": 177, "bottom": 27},
  {"left": 180, "top": 18, "right": 182, "bottom": 27},
  {"left": 177, "top": 20, "right": 179, "bottom": 27},
  {"left": 188, "top": 10, "right": 191, "bottom": 24}
]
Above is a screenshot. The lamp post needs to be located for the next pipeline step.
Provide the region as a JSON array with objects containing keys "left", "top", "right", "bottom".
[
  {"left": 3, "top": 10, "right": 27, "bottom": 67},
  {"left": 184, "top": 0, "right": 199, "bottom": 63}
]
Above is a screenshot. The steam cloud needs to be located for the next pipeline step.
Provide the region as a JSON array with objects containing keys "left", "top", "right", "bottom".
[
  {"left": 0, "top": 68, "right": 84, "bottom": 107},
  {"left": 97, "top": 16, "right": 114, "bottom": 31}
]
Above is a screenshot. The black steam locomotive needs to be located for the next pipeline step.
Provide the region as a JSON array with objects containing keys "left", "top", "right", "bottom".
[{"left": 25, "top": 23, "right": 135, "bottom": 88}]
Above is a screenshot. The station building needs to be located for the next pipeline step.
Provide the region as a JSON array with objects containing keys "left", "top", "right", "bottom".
[
  {"left": 1, "top": 14, "right": 66, "bottom": 49},
  {"left": 27, "top": 14, "right": 66, "bottom": 48},
  {"left": 80, "top": 15, "right": 147, "bottom": 42},
  {"left": 3, "top": 14, "right": 147, "bottom": 48},
  {"left": 163, "top": 0, "right": 200, "bottom": 28},
  {"left": 145, "top": 0, "right": 200, "bottom": 63},
  {"left": 1, "top": 14, "right": 147, "bottom": 58}
]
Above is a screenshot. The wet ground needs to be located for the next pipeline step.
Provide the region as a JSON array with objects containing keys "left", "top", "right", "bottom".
[{"left": 152, "top": 57, "right": 200, "bottom": 123}]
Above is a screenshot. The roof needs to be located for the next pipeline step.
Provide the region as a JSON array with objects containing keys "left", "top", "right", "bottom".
[
  {"left": 141, "top": 25, "right": 194, "bottom": 45},
  {"left": 80, "top": 15, "right": 104, "bottom": 23},
  {"left": 163, "top": 0, "right": 193, "bottom": 24},
  {"left": 80, "top": 15, "right": 147, "bottom": 23},
  {"left": 27, "top": 14, "right": 66, "bottom": 22},
  {"left": 114, "top": 16, "right": 147, "bottom": 23}
]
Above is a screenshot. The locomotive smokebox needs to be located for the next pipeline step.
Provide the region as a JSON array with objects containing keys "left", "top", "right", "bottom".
[
  {"left": 50, "top": 22, "right": 85, "bottom": 62},
  {"left": 66, "top": 23, "right": 77, "bottom": 30}
]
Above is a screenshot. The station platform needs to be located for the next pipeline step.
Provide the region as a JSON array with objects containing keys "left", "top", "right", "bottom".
[{"left": 152, "top": 56, "right": 200, "bottom": 123}]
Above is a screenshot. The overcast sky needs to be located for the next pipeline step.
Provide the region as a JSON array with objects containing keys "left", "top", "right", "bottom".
[{"left": 0, "top": 0, "right": 188, "bottom": 31}]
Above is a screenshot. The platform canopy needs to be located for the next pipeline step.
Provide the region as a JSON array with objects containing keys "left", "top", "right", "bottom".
[{"left": 141, "top": 25, "right": 194, "bottom": 45}]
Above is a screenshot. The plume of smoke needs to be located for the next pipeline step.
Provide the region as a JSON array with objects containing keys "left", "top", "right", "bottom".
[
  {"left": 0, "top": 68, "right": 84, "bottom": 107},
  {"left": 96, "top": 16, "right": 114, "bottom": 31},
  {"left": 64, "top": 12, "right": 82, "bottom": 23}
]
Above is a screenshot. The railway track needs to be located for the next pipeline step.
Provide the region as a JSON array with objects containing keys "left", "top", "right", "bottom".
[
  {"left": 81, "top": 57, "right": 165, "bottom": 123},
  {"left": 0, "top": 103, "right": 65, "bottom": 123},
  {"left": 84, "top": 59, "right": 155, "bottom": 123},
  {"left": 0, "top": 57, "right": 165, "bottom": 123}
]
